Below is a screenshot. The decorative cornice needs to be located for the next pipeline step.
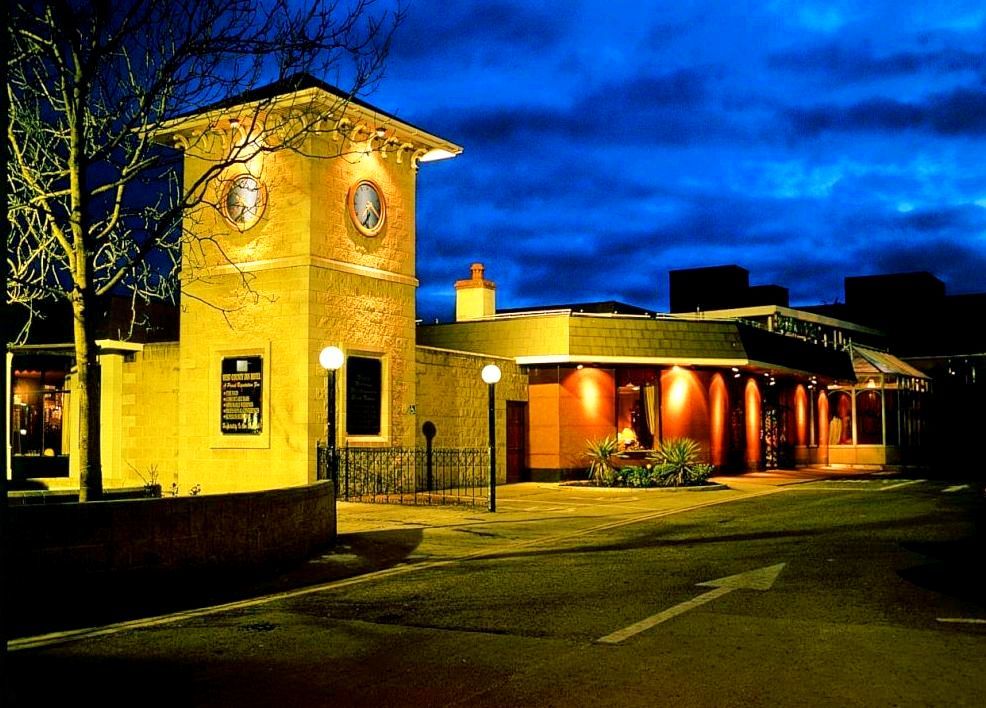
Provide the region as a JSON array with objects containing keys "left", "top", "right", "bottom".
[{"left": 207, "top": 254, "right": 418, "bottom": 287}]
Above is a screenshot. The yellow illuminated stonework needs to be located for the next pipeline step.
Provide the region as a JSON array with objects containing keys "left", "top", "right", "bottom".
[{"left": 148, "top": 80, "right": 461, "bottom": 493}]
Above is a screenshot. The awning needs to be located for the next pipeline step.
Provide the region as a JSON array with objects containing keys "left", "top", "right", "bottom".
[{"left": 852, "top": 345, "right": 929, "bottom": 379}]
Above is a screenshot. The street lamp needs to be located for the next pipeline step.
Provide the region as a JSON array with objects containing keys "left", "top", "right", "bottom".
[
  {"left": 481, "top": 363, "right": 501, "bottom": 512},
  {"left": 319, "top": 346, "right": 344, "bottom": 487}
]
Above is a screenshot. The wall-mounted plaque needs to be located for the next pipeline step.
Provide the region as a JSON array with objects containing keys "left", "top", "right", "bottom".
[
  {"left": 346, "top": 356, "right": 382, "bottom": 435},
  {"left": 221, "top": 356, "right": 263, "bottom": 434}
]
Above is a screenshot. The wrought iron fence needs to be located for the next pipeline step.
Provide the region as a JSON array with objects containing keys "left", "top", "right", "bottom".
[{"left": 317, "top": 444, "right": 490, "bottom": 507}]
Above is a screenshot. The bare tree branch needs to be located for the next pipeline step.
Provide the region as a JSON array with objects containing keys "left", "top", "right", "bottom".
[{"left": 7, "top": 0, "right": 405, "bottom": 500}]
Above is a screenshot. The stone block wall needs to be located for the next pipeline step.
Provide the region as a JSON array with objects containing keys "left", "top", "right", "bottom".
[
  {"left": 121, "top": 342, "right": 181, "bottom": 488},
  {"left": 415, "top": 346, "right": 527, "bottom": 482}
]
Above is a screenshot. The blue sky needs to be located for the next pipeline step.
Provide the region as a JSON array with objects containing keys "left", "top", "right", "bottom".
[{"left": 362, "top": 1, "right": 986, "bottom": 321}]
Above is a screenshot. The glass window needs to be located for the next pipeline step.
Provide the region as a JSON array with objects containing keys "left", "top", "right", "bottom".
[
  {"left": 346, "top": 356, "right": 382, "bottom": 436},
  {"left": 856, "top": 389, "right": 883, "bottom": 445},
  {"left": 827, "top": 391, "right": 853, "bottom": 445},
  {"left": 885, "top": 390, "right": 899, "bottom": 446}
]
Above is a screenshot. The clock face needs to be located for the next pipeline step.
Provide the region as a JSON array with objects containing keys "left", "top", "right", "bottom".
[
  {"left": 222, "top": 174, "right": 266, "bottom": 230},
  {"left": 349, "top": 180, "right": 385, "bottom": 236}
]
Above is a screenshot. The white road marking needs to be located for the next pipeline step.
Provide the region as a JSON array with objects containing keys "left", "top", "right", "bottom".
[
  {"left": 942, "top": 485, "right": 969, "bottom": 493},
  {"left": 9, "top": 487, "right": 788, "bottom": 653},
  {"left": 878, "top": 479, "right": 925, "bottom": 491},
  {"left": 937, "top": 617, "right": 986, "bottom": 625},
  {"left": 597, "top": 563, "right": 786, "bottom": 644}
]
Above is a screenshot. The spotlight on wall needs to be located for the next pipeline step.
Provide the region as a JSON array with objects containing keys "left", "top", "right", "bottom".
[{"left": 419, "top": 148, "right": 457, "bottom": 163}]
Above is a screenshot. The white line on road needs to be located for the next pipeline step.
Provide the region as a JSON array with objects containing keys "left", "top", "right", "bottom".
[
  {"left": 937, "top": 617, "right": 986, "bottom": 624},
  {"left": 9, "top": 487, "right": 788, "bottom": 653},
  {"left": 942, "top": 485, "right": 969, "bottom": 493},
  {"left": 597, "top": 563, "right": 786, "bottom": 644},
  {"left": 879, "top": 479, "right": 925, "bottom": 491},
  {"left": 598, "top": 587, "right": 733, "bottom": 643}
]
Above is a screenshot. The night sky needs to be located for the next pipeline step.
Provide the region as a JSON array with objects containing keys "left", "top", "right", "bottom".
[{"left": 364, "top": 1, "right": 986, "bottom": 322}]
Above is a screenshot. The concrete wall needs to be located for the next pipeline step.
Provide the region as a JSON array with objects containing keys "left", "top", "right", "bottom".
[
  {"left": 415, "top": 346, "right": 527, "bottom": 482},
  {"left": 7, "top": 482, "right": 335, "bottom": 589}
]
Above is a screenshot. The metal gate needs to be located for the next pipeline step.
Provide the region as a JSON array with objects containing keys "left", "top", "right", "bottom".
[{"left": 318, "top": 444, "right": 490, "bottom": 507}]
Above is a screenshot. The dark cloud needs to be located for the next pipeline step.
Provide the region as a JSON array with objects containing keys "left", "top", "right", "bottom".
[
  {"left": 396, "top": 2, "right": 986, "bottom": 319},
  {"left": 768, "top": 44, "right": 986, "bottom": 82},
  {"left": 786, "top": 88, "right": 986, "bottom": 137},
  {"left": 389, "top": 2, "right": 568, "bottom": 62}
]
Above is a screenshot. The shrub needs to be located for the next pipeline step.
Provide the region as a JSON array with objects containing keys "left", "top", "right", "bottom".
[
  {"left": 648, "top": 438, "right": 714, "bottom": 487},
  {"left": 585, "top": 436, "right": 620, "bottom": 485},
  {"left": 618, "top": 466, "right": 655, "bottom": 488}
]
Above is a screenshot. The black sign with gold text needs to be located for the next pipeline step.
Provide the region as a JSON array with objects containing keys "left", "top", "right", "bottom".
[{"left": 221, "top": 356, "right": 263, "bottom": 434}]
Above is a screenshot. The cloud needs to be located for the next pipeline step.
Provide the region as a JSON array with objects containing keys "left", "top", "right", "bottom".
[
  {"left": 786, "top": 88, "right": 986, "bottom": 136},
  {"left": 768, "top": 44, "right": 986, "bottom": 82}
]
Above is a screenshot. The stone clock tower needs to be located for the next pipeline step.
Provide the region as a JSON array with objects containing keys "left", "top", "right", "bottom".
[{"left": 155, "top": 75, "right": 461, "bottom": 492}]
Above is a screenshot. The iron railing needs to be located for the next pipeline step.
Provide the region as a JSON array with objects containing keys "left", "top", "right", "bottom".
[{"left": 317, "top": 444, "right": 490, "bottom": 507}]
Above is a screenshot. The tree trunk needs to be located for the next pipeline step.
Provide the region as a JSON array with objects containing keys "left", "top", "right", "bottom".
[{"left": 73, "top": 293, "right": 103, "bottom": 502}]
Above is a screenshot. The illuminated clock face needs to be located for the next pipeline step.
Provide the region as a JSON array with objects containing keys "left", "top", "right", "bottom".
[
  {"left": 222, "top": 174, "right": 266, "bottom": 230},
  {"left": 349, "top": 180, "right": 385, "bottom": 236}
]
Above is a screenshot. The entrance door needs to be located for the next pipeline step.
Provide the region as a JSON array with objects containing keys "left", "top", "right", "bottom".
[{"left": 506, "top": 401, "right": 528, "bottom": 483}]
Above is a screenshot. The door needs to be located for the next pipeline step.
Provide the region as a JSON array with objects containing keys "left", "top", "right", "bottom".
[{"left": 506, "top": 401, "right": 528, "bottom": 483}]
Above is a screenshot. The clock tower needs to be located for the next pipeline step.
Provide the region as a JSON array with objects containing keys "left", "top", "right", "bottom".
[{"left": 154, "top": 75, "right": 461, "bottom": 492}]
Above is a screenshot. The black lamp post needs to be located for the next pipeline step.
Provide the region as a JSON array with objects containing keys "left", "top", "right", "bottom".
[
  {"left": 481, "top": 364, "right": 501, "bottom": 512},
  {"left": 319, "top": 346, "right": 344, "bottom": 486}
]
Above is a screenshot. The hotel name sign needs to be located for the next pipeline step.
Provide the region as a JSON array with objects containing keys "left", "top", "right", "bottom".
[{"left": 221, "top": 356, "right": 263, "bottom": 434}]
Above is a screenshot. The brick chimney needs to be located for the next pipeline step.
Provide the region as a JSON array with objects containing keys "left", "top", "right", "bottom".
[{"left": 455, "top": 262, "right": 496, "bottom": 321}]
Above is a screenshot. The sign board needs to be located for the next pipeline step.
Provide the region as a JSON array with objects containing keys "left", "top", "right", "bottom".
[
  {"left": 346, "top": 356, "right": 381, "bottom": 435},
  {"left": 221, "top": 356, "right": 263, "bottom": 434}
]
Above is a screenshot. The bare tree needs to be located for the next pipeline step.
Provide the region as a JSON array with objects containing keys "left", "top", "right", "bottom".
[{"left": 7, "top": 0, "right": 404, "bottom": 500}]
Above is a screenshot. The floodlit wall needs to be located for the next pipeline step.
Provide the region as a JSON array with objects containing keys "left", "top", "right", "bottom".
[
  {"left": 415, "top": 346, "right": 527, "bottom": 481},
  {"left": 175, "top": 117, "right": 419, "bottom": 493},
  {"left": 121, "top": 342, "right": 180, "bottom": 488}
]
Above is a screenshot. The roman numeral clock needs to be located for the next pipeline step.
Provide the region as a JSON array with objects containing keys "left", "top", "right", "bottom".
[{"left": 348, "top": 179, "right": 386, "bottom": 236}]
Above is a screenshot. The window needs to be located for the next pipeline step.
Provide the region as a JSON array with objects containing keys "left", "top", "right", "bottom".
[
  {"left": 827, "top": 390, "right": 853, "bottom": 445},
  {"left": 856, "top": 389, "right": 883, "bottom": 445},
  {"left": 346, "top": 356, "right": 382, "bottom": 436}
]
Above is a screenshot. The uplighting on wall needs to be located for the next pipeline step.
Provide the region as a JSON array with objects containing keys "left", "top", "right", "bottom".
[{"left": 418, "top": 148, "right": 457, "bottom": 163}]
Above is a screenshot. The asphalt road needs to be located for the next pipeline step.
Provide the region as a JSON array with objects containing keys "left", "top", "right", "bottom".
[{"left": 5, "top": 475, "right": 985, "bottom": 707}]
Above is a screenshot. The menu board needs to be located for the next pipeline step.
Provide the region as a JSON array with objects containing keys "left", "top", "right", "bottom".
[
  {"left": 221, "top": 356, "right": 263, "bottom": 434},
  {"left": 346, "top": 356, "right": 381, "bottom": 435}
]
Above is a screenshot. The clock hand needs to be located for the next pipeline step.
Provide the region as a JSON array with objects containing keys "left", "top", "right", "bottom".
[{"left": 361, "top": 201, "right": 380, "bottom": 226}]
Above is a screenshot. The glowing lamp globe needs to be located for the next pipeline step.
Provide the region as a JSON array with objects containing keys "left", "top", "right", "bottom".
[
  {"left": 319, "top": 346, "right": 344, "bottom": 371},
  {"left": 481, "top": 364, "right": 502, "bottom": 385}
]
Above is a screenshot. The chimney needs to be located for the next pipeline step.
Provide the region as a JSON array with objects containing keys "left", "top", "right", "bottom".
[{"left": 455, "top": 262, "right": 496, "bottom": 321}]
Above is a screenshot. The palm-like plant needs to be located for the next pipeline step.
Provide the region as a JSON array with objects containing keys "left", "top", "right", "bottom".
[
  {"left": 585, "top": 435, "right": 620, "bottom": 485},
  {"left": 648, "top": 438, "right": 714, "bottom": 486}
]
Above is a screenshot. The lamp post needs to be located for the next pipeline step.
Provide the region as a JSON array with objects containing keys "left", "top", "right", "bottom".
[
  {"left": 319, "top": 346, "right": 344, "bottom": 488},
  {"left": 481, "top": 363, "right": 501, "bottom": 512}
]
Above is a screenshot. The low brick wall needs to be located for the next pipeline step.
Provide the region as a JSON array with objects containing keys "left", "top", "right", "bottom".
[{"left": 7, "top": 482, "right": 335, "bottom": 586}]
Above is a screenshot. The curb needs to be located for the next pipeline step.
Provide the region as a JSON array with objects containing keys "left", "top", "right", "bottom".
[{"left": 554, "top": 482, "right": 730, "bottom": 493}]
